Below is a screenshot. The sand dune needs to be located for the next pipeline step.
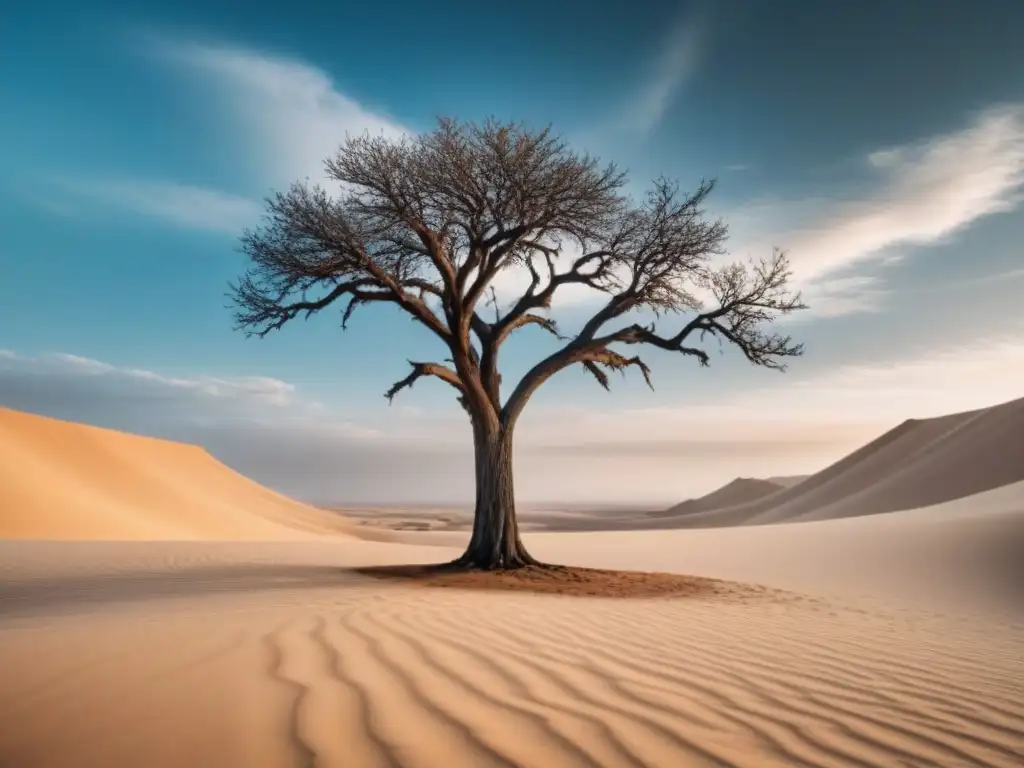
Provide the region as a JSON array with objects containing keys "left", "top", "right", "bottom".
[
  {"left": 646, "top": 477, "right": 784, "bottom": 519},
  {"left": 764, "top": 474, "right": 809, "bottom": 488},
  {"left": 2, "top": 405, "right": 1023, "bottom": 766},
  {"left": 0, "top": 407, "right": 356, "bottom": 540},
  {"left": 533, "top": 481, "right": 1024, "bottom": 616},
  {"left": 656, "top": 394, "right": 1024, "bottom": 528}
]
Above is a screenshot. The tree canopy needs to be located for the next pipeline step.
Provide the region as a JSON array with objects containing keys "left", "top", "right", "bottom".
[
  {"left": 233, "top": 118, "right": 806, "bottom": 430},
  {"left": 230, "top": 117, "right": 807, "bottom": 568}
]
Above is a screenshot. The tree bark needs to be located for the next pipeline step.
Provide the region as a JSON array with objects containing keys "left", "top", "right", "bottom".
[{"left": 453, "top": 422, "right": 539, "bottom": 569}]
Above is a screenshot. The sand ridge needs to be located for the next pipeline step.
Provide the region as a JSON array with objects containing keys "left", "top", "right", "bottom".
[
  {"left": 648, "top": 394, "right": 1024, "bottom": 528},
  {"left": 0, "top": 407, "right": 360, "bottom": 541},
  {"left": 646, "top": 477, "right": 785, "bottom": 519}
]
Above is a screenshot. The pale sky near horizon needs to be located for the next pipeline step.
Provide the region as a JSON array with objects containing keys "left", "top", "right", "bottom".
[{"left": 1, "top": 0, "right": 1023, "bottom": 506}]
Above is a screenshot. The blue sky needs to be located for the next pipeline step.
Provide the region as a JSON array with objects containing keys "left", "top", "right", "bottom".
[{"left": 2, "top": 0, "right": 1023, "bottom": 505}]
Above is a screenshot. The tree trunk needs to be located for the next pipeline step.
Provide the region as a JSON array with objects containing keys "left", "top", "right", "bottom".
[{"left": 454, "top": 424, "right": 539, "bottom": 570}]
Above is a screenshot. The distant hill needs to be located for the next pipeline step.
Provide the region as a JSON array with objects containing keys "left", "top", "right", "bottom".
[
  {"left": 647, "top": 477, "right": 784, "bottom": 519},
  {"left": 765, "top": 475, "right": 810, "bottom": 489},
  {"left": 655, "top": 394, "right": 1024, "bottom": 529}
]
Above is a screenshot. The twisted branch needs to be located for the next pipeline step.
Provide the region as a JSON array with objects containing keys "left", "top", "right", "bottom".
[
  {"left": 502, "top": 248, "right": 806, "bottom": 427},
  {"left": 582, "top": 349, "right": 654, "bottom": 391},
  {"left": 230, "top": 118, "right": 807, "bottom": 429},
  {"left": 384, "top": 361, "right": 464, "bottom": 402}
]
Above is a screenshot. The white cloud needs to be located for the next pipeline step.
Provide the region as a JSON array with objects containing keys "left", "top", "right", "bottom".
[
  {"left": 123, "top": 36, "right": 1023, "bottom": 325},
  {"left": 508, "top": 106, "right": 1024, "bottom": 319},
  {"left": 39, "top": 37, "right": 409, "bottom": 234},
  {"left": 52, "top": 353, "right": 116, "bottom": 374},
  {"left": 804, "top": 105, "right": 1024, "bottom": 281},
  {"left": 49, "top": 178, "right": 262, "bottom": 234},
  {"left": 150, "top": 38, "right": 409, "bottom": 187},
  {"left": 783, "top": 334, "right": 1024, "bottom": 421},
  {"left": 798, "top": 275, "right": 890, "bottom": 317},
  {"left": 0, "top": 350, "right": 340, "bottom": 428},
  {"left": 730, "top": 105, "right": 1024, "bottom": 309}
]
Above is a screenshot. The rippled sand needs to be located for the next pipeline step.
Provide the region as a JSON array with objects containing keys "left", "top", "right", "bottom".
[
  {"left": 2, "top": 407, "right": 1023, "bottom": 766},
  {"left": 1, "top": 543, "right": 1022, "bottom": 768}
]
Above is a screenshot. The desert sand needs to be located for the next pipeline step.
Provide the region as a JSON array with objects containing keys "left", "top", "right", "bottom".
[
  {"left": 0, "top": 407, "right": 358, "bottom": 541},
  {"left": 660, "top": 395, "right": 1024, "bottom": 527},
  {"left": 1, "top": 405, "right": 1023, "bottom": 767}
]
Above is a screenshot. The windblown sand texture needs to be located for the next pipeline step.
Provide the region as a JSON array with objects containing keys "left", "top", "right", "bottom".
[{"left": 1, "top": 404, "right": 1023, "bottom": 767}]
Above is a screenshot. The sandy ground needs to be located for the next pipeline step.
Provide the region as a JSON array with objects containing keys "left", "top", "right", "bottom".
[
  {"left": 2, "top": 540, "right": 1022, "bottom": 768},
  {"left": 2, "top": 406, "right": 1024, "bottom": 767}
]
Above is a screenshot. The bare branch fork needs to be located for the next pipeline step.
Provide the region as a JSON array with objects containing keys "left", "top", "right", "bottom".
[
  {"left": 384, "top": 361, "right": 463, "bottom": 402},
  {"left": 229, "top": 117, "right": 808, "bottom": 569}
]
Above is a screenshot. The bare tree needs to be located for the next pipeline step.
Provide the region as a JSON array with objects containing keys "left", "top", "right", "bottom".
[{"left": 231, "top": 118, "right": 807, "bottom": 570}]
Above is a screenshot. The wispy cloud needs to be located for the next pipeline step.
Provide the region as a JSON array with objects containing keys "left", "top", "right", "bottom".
[
  {"left": 799, "top": 275, "right": 890, "bottom": 317},
  {"left": 0, "top": 350, "right": 331, "bottom": 425},
  {"left": 963, "top": 266, "right": 1024, "bottom": 286},
  {"left": 800, "top": 104, "right": 1024, "bottom": 281},
  {"left": 504, "top": 105, "right": 1024, "bottom": 319},
  {"left": 783, "top": 333, "right": 1024, "bottom": 420},
  {"left": 105, "top": 35, "right": 1024, "bottom": 325},
  {"left": 46, "top": 35, "right": 412, "bottom": 234},
  {"left": 728, "top": 104, "right": 1024, "bottom": 315},
  {"left": 611, "top": 12, "right": 704, "bottom": 138},
  {"left": 148, "top": 37, "right": 409, "bottom": 186},
  {"left": 48, "top": 178, "right": 262, "bottom": 234}
]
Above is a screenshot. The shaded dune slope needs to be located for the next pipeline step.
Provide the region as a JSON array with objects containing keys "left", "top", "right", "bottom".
[
  {"left": 0, "top": 408, "right": 357, "bottom": 540},
  {"left": 765, "top": 474, "right": 810, "bottom": 488},
  {"left": 537, "top": 480, "right": 1024, "bottom": 614},
  {"left": 646, "top": 477, "right": 784, "bottom": 518},
  {"left": 658, "top": 395, "right": 1024, "bottom": 528}
]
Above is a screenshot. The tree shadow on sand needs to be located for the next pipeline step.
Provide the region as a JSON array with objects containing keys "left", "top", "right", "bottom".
[
  {"left": 0, "top": 564, "right": 366, "bottom": 620},
  {"left": 352, "top": 562, "right": 746, "bottom": 599}
]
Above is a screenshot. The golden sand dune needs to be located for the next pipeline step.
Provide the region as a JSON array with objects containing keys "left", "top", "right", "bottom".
[
  {"left": 0, "top": 408, "right": 355, "bottom": 540},
  {"left": 1, "top": 406, "right": 1023, "bottom": 767},
  {"left": 659, "top": 394, "right": 1024, "bottom": 527}
]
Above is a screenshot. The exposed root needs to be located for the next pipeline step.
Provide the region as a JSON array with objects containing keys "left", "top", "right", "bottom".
[{"left": 446, "top": 552, "right": 545, "bottom": 571}]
